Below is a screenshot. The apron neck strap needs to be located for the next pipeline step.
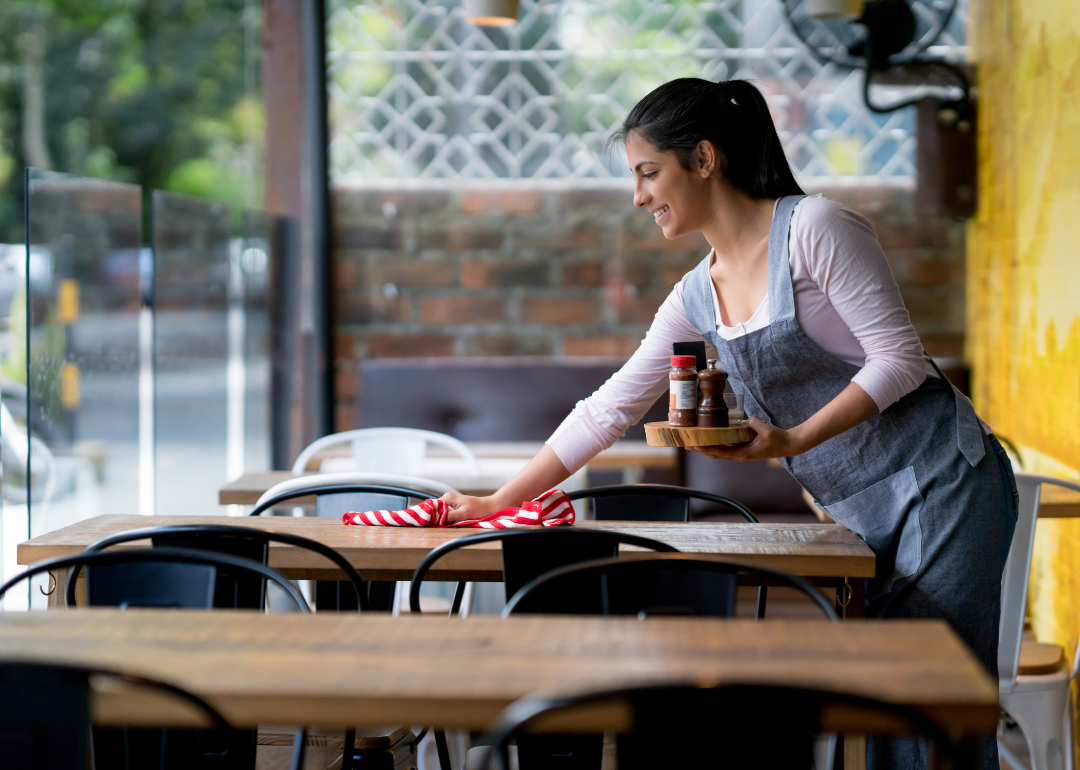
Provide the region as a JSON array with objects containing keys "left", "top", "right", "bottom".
[{"left": 767, "top": 195, "right": 804, "bottom": 322}]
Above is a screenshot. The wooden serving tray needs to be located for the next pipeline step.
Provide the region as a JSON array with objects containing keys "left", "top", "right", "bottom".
[{"left": 645, "top": 421, "right": 753, "bottom": 448}]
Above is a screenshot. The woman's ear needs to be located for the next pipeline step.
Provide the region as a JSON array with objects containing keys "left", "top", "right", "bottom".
[{"left": 693, "top": 140, "right": 724, "bottom": 178}]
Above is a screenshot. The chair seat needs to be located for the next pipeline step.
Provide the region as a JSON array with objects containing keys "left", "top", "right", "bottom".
[
  {"left": 257, "top": 727, "right": 413, "bottom": 770},
  {"left": 466, "top": 744, "right": 616, "bottom": 770},
  {"left": 258, "top": 727, "right": 410, "bottom": 749},
  {"left": 398, "top": 595, "right": 453, "bottom": 614},
  {"left": 1017, "top": 641, "right": 1065, "bottom": 676}
]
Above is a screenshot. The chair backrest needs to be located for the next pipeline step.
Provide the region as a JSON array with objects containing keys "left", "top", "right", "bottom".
[
  {"left": 408, "top": 528, "right": 679, "bottom": 612},
  {"left": 291, "top": 428, "right": 480, "bottom": 476},
  {"left": 88, "top": 560, "right": 218, "bottom": 609},
  {"left": 252, "top": 473, "right": 458, "bottom": 520},
  {"left": 566, "top": 484, "right": 758, "bottom": 523},
  {"left": 72, "top": 524, "right": 367, "bottom": 611},
  {"left": 999, "top": 473, "right": 1080, "bottom": 690},
  {"left": 503, "top": 553, "right": 838, "bottom": 619},
  {"left": 476, "top": 684, "right": 952, "bottom": 770},
  {"left": 147, "top": 530, "right": 267, "bottom": 609},
  {"left": 0, "top": 662, "right": 90, "bottom": 769},
  {"left": 0, "top": 548, "right": 310, "bottom": 613},
  {"left": 0, "top": 662, "right": 232, "bottom": 770}
]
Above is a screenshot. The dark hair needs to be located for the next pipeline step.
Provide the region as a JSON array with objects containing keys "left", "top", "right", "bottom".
[{"left": 611, "top": 78, "right": 804, "bottom": 198}]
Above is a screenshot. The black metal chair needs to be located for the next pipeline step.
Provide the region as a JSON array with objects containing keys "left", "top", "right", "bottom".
[
  {"left": 409, "top": 527, "right": 677, "bottom": 770},
  {"left": 497, "top": 555, "right": 837, "bottom": 770},
  {"left": 250, "top": 482, "right": 441, "bottom": 611},
  {"left": 0, "top": 549, "right": 309, "bottom": 770},
  {"left": 0, "top": 547, "right": 309, "bottom": 612},
  {"left": 566, "top": 483, "right": 758, "bottom": 523},
  {"left": 567, "top": 484, "right": 774, "bottom": 618},
  {"left": 0, "top": 661, "right": 246, "bottom": 770},
  {"left": 66, "top": 523, "right": 368, "bottom": 611},
  {"left": 408, "top": 527, "right": 679, "bottom": 617},
  {"left": 503, "top": 553, "right": 838, "bottom": 620},
  {"left": 473, "top": 684, "right": 958, "bottom": 770}
]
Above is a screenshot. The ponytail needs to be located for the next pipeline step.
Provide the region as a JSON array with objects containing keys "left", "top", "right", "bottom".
[{"left": 610, "top": 78, "right": 804, "bottom": 199}]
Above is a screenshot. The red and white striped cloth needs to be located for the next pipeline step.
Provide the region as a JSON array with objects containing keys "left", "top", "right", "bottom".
[{"left": 342, "top": 489, "right": 574, "bottom": 529}]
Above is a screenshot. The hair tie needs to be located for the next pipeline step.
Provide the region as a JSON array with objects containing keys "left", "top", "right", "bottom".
[{"left": 714, "top": 80, "right": 738, "bottom": 107}]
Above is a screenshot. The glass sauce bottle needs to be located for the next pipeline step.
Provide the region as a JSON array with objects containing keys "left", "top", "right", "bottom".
[{"left": 668, "top": 355, "right": 698, "bottom": 427}]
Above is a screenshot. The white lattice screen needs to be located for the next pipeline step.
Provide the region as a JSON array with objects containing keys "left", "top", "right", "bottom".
[{"left": 327, "top": 0, "right": 967, "bottom": 184}]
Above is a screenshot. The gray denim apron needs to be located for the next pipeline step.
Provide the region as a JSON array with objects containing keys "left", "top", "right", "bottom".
[{"left": 681, "top": 195, "right": 1010, "bottom": 770}]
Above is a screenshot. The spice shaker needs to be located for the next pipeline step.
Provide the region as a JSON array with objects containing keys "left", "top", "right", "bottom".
[
  {"left": 696, "top": 359, "right": 728, "bottom": 428},
  {"left": 668, "top": 355, "right": 698, "bottom": 427},
  {"left": 726, "top": 393, "right": 748, "bottom": 424}
]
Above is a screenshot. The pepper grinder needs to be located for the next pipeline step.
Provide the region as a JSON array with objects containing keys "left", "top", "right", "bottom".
[{"left": 696, "top": 359, "right": 729, "bottom": 428}]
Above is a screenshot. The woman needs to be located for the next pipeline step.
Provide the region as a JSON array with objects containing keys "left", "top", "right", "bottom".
[{"left": 442, "top": 79, "right": 1016, "bottom": 769}]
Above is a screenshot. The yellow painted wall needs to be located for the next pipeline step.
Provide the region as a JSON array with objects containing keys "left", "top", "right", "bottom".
[{"left": 968, "top": 0, "right": 1080, "bottom": 668}]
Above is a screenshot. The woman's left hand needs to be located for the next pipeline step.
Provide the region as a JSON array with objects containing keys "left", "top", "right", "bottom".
[
  {"left": 692, "top": 383, "right": 878, "bottom": 463},
  {"left": 688, "top": 416, "right": 803, "bottom": 462}
]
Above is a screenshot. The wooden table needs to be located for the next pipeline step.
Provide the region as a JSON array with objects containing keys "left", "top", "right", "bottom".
[
  {"left": 221, "top": 440, "right": 677, "bottom": 503},
  {"left": 766, "top": 459, "right": 1080, "bottom": 519},
  {"left": 418, "top": 441, "right": 677, "bottom": 472},
  {"left": 20, "top": 515, "right": 873, "bottom": 618},
  {"left": 806, "top": 481, "right": 1080, "bottom": 521},
  {"left": 20, "top": 515, "right": 875, "bottom": 585},
  {"left": 0, "top": 610, "right": 999, "bottom": 735}
]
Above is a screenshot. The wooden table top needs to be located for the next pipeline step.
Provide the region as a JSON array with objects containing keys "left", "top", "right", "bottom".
[
  {"left": 219, "top": 471, "right": 317, "bottom": 505},
  {"left": 409, "top": 440, "right": 676, "bottom": 469},
  {"left": 222, "top": 440, "right": 677, "bottom": 504},
  {"left": 766, "top": 457, "right": 1080, "bottom": 519},
  {"left": 1036, "top": 484, "right": 1080, "bottom": 518},
  {"left": 18, "top": 515, "right": 876, "bottom": 581},
  {"left": 0, "top": 610, "right": 998, "bottom": 734}
]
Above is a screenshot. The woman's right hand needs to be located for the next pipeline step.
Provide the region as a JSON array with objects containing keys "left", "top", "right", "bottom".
[
  {"left": 439, "top": 445, "right": 572, "bottom": 524},
  {"left": 439, "top": 493, "right": 505, "bottom": 524}
]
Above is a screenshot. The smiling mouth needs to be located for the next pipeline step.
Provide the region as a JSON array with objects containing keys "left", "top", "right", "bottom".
[{"left": 653, "top": 205, "right": 669, "bottom": 221}]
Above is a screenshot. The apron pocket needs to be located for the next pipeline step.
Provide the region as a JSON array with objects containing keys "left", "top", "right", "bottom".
[{"left": 824, "top": 466, "right": 925, "bottom": 591}]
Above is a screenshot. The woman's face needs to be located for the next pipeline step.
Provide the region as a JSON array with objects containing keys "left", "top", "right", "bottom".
[{"left": 626, "top": 132, "right": 714, "bottom": 240}]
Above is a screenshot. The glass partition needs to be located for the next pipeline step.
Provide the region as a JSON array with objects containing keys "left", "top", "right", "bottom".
[
  {"left": 14, "top": 169, "right": 143, "bottom": 607},
  {"left": 151, "top": 191, "right": 231, "bottom": 517},
  {"left": 0, "top": 240, "right": 27, "bottom": 605}
]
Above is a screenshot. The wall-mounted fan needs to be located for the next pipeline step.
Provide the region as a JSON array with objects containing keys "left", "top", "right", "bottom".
[
  {"left": 783, "top": 0, "right": 976, "bottom": 216},
  {"left": 782, "top": 0, "right": 970, "bottom": 113}
]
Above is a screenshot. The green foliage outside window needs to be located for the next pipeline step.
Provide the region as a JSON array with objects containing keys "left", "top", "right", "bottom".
[{"left": 0, "top": 0, "right": 262, "bottom": 242}]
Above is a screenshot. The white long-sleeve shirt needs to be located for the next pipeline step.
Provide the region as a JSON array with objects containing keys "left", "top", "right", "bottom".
[{"left": 546, "top": 194, "right": 934, "bottom": 474}]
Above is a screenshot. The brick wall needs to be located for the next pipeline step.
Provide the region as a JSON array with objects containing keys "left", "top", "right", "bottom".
[{"left": 331, "top": 183, "right": 966, "bottom": 430}]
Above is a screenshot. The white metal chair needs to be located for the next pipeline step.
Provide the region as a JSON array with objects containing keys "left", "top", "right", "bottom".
[
  {"left": 291, "top": 428, "right": 480, "bottom": 477},
  {"left": 254, "top": 471, "right": 459, "bottom": 512},
  {"left": 998, "top": 472, "right": 1080, "bottom": 770}
]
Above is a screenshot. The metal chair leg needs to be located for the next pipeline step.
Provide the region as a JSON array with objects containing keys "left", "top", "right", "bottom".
[
  {"left": 756, "top": 586, "right": 768, "bottom": 619},
  {"left": 342, "top": 729, "right": 355, "bottom": 770},
  {"left": 290, "top": 728, "right": 307, "bottom": 770},
  {"left": 435, "top": 728, "right": 453, "bottom": 770},
  {"left": 450, "top": 582, "right": 467, "bottom": 616}
]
